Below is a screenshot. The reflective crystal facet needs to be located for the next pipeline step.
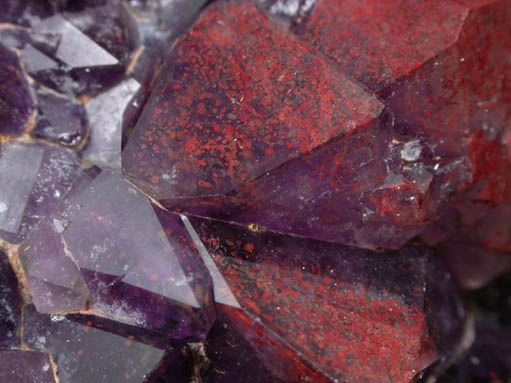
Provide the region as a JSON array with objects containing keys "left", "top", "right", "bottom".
[
  {"left": 20, "top": 169, "right": 215, "bottom": 342},
  {"left": 0, "top": 141, "right": 81, "bottom": 244},
  {"left": 185, "top": 216, "right": 465, "bottom": 383}
]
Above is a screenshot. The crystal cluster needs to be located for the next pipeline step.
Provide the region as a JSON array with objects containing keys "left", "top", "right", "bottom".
[{"left": 0, "top": 0, "right": 509, "bottom": 382}]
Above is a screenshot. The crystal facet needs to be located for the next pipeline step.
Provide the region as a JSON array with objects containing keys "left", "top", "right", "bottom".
[
  {"left": 185, "top": 216, "right": 465, "bottom": 383},
  {"left": 20, "top": 169, "right": 215, "bottom": 342}
]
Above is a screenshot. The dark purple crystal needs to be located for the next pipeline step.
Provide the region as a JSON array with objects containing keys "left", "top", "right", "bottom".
[
  {"left": 0, "top": 42, "right": 35, "bottom": 137},
  {"left": 33, "top": 86, "right": 88, "bottom": 148}
]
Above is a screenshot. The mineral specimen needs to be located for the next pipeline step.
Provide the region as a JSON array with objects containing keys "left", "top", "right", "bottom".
[
  {"left": 0, "top": 42, "right": 35, "bottom": 137},
  {"left": 0, "top": 250, "right": 22, "bottom": 348},
  {"left": 23, "top": 305, "right": 187, "bottom": 383},
  {"left": 122, "top": 0, "right": 511, "bottom": 250},
  {"left": 82, "top": 78, "right": 140, "bottom": 167},
  {"left": 33, "top": 86, "right": 88, "bottom": 148},
  {"left": 184, "top": 215, "right": 465, "bottom": 383},
  {"left": 0, "top": 141, "right": 82, "bottom": 244},
  {"left": 19, "top": 169, "right": 215, "bottom": 343},
  {"left": 0, "top": 349, "right": 56, "bottom": 383},
  {"left": 0, "top": 0, "right": 509, "bottom": 382}
]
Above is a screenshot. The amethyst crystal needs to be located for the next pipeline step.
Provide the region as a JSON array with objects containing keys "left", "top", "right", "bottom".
[
  {"left": 19, "top": 219, "right": 90, "bottom": 314},
  {"left": 0, "top": 141, "right": 81, "bottom": 244},
  {"left": 0, "top": 249, "right": 22, "bottom": 348},
  {"left": 26, "top": 11, "right": 133, "bottom": 96},
  {"left": 20, "top": 169, "right": 215, "bottom": 342},
  {"left": 184, "top": 216, "right": 466, "bottom": 383},
  {"left": 33, "top": 86, "right": 88, "bottom": 148},
  {"left": 0, "top": 349, "right": 56, "bottom": 383},
  {"left": 22, "top": 304, "right": 187, "bottom": 383},
  {"left": 0, "top": 42, "right": 35, "bottom": 137}
]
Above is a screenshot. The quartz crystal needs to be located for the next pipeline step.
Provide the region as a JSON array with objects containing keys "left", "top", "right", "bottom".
[
  {"left": 22, "top": 305, "right": 187, "bottom": 383},
  {"left": 0, "top": 0, "right": 509, "bottom": 381},
  {"left": 184, "top": 216, "right": 465, "bottom": 383},
  {"left": 0, "top": 141, "right": 82, "bottom": 244},
  {"left": 123, "top": 0, "right": 511, "bottom": 251},
  {"left": 82, "top": 78, "right": 140, "bottom": 167},
  {"left": 0, "top": 42, "right": 35, "bottom": 137},
  {"left": 33, "top": 86, "right": 88, "bottom": 148},
  {"left": 0, "top": 349, "right": 56, "bottom": 383},
  {"left": 19, "top": 169, "right": 215, "bottom": 342}
]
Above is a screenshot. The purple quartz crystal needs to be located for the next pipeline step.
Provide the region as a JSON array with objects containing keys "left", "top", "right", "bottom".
[
  {"left": 33, "top": 86, "right": 88, "bottom": 148},
  {"left": 20, "top": 169, "right": 215, "bottom": 342},
  {"left": 19, "top": 219, "right": 90, "bottom": 314},
  {"left": 22, "top": 304, "right": 187, "bottom": 383},
  {"left": 183, "top": 215, "right": 466, "bottom": 383},
  {"left": 0, "top": 141, "right": 82, "bottom": 244},
  {"left": 0, "top": 42, "right": 36, "bottom": 137},
  {"left": 0, "top": 349, "right": 56, "bottom": 383},
  {"left": 0, "top": 250, "right": 22, "bottom": 348},
  {"left": 27, "top": 11, "right": 134, "bottom": 96}
]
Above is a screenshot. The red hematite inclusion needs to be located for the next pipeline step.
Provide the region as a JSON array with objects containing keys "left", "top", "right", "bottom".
[
  {"left": 122, "top": 0, "right": 383, "bottom": 200},
  {"left": 219, "top": 263, "right": 434, "bottom": 383},
  {"left": 187, "top": 216, "right": 461, "bottom": 383}
]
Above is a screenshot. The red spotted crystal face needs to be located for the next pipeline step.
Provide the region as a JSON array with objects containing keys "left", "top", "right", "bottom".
[
  {"left": 122, "top": 0, "right": 511, "bottom": 252},
  {"left": 184, "top": 216, "right": 463, "bottom": 383}
]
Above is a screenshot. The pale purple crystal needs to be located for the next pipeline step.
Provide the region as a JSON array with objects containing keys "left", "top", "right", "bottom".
[
  {"left": 0, "top": 349, "right": 56, "bottom": 383},
  {"left": 0, "top": 141, "right": 82, "bottom": 244},
  {"left": 20, "top": 169, "right": 215, "bottom": 342}
]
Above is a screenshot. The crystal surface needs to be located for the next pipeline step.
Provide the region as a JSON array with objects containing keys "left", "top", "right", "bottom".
[
  {"left": 122, "top": 0, "right": 511, "bottom": 250},
  {"left": 0, "top": 141, "right": 82, "bottom": 244},
  {"left": 0, "top": 249, "right": 22, "bottom": 348},
  {"left": 0, "top": 42, "right": 36, "bottom": 137},
  {"left": 184, "top": 216, "right": 465, "bottom": 383},
  {"left": 22, "top": 304, "right": 182, "bottom": 383},
  {"left": 0, "top": 349, "right": 56, "bottom": 383},
  {"left": 20, "top": 169, "right": 215, "bottom": 342},
  {"left": 33, "top": 87, "right": 88, "bottom": 148},
  {"left": 83, "top": 78, "right": 140, "bottom": 167}
]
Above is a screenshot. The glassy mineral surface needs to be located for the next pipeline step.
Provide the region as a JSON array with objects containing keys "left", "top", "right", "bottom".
[
  {"left": 19, "top": 169, "right": 215, "bottom": 343},
  {"left": 0, "top": 0, "right": 509, "bottom": 382}
]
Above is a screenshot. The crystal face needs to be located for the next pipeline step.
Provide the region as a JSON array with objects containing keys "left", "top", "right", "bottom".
[
  {"left": 185, "top": 216, "right": 465, "bottom": 383},
  {"left": 20, "top": 169, "right": 215, "bottom": 342},
  {"left": 0, "top": 141, "right": 82, "bottom": 244},
  {"left": 123, "top": 0, "right": 511, "bottom": 251},
  {"left": 0, "top": 0, "right": 509, "bottom": 382}
]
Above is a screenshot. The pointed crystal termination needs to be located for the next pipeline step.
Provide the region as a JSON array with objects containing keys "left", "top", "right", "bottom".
[
  {"left": 22, "top": 305, "right": 190, "bottom": 383},
  {"left": 23, "top": 9, "right": 137, "bottom": 96},
  {"left": 0, "top": 42, "right": 36, "bottom": 137},
  {"left": 19, "top": 169, "right": 215, "bottom": 343},
  {"left": 289, "top": 0, "right": 511, "bottom": 245},
  {"left": 0, "top": 250, "right": 23, "bottom": 348},
  {"left": 184, "top": 216, "right": 466, "bottom": 383},
  {"left": 0, "top": 349, "right": 57, "bottom": 383},
  {"left": 123, "top": 0, "right": 437, "bottom": 250},
  {"left": 0, "top": 141, "right": 82, "bottom": 244}
]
